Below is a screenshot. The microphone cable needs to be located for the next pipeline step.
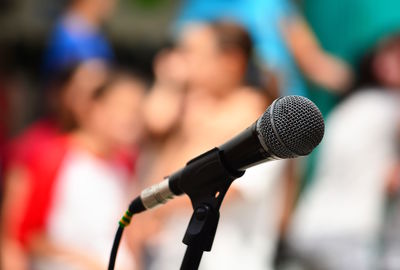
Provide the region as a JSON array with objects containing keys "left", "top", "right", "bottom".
[{"left": 108, "top": 198, "right": 145, "bottom": 270}]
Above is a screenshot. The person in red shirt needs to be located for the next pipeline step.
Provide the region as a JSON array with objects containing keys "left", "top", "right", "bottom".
[
  {"left": 0, "top": 60, "right": 109, "bottom": 270},
  {"left": 26, "top": 71, "right": 145, "bottom": 270}
]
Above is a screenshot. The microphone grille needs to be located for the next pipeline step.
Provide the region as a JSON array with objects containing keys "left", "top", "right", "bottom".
[{"left": 257, "top": 96, "right": 325, "bottom": 159}]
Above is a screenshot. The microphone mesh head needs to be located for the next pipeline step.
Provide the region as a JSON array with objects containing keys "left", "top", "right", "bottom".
[{"left": 257, "top": 96, "right": 325, "bottom": 159}]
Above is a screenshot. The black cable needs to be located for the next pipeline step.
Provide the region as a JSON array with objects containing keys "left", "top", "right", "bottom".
[
  {"left": 108, "top": 198, "right": 145, "bottom": 269},
  {"left": 108, "top": 225, "right": 124, "bottom": 270}
]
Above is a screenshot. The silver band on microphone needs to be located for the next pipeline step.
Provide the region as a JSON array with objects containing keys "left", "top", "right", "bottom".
[
  {"left": 140, "top": 178, "right": 175, "bottom": 209},
  {"left": 256, "top": 118, "right": 280, "bottom": 160}
]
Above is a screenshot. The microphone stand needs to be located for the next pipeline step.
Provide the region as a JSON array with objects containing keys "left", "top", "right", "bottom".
[{"left": 176, "top": 148, "right": 244, "bottom": 270}]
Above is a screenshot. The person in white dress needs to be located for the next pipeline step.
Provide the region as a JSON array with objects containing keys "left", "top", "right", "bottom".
[{"left": 287, "top": 35, "right": 400, "bottom": 270}]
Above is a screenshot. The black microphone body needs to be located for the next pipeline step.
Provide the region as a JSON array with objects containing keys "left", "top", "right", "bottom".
[
  {"left": 129, "top": 95, "right": 325, "bottom": 214},
  {"left": 219, "top": 122, "right": 276, "bottom": 171}
]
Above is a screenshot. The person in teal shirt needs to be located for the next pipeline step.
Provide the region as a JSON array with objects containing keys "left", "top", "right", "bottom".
[
  {"left": 299, "top": 0, "right": 400, "bottom": 191},
  {"left": 303, "top": 0, "right": 400, "bottom": 116}
]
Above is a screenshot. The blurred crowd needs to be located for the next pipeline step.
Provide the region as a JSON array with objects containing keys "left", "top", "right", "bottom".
[{"left": 1, "top": 0, "right": 400, "bottom": 270}]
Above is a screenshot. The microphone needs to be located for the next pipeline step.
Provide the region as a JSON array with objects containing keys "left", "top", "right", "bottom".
[{"left": 128, "top": 95, "right": 325, "bottom": 214}]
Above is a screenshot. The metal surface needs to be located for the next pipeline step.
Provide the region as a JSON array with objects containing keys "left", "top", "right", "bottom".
[{"left": 140, "top": 178, "right": 175, "bottom": 209}]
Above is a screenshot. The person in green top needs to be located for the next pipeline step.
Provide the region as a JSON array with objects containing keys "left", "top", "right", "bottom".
[
  {"left": 303, "top": 0, "right": 400, "bottom": 116},
  {"left": 294, "top": 0, "right": 400, "bottom": 192}
]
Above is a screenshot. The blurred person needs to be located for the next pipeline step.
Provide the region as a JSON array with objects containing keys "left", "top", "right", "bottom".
[
  {"left": 2, "top": 0, "right": 116, "bottom": 267},
  {"left": 142, "top": 21, "right": 269, "bottom": 189},
  {"left": 137, "top": 21, "right": 288, "bottom": 270},
  {"left": 301, "top": 0, "right": 400, "bottom": 116},
  {"left": 42, "top": 0, "right": 116, "bottom": 76},
  {"left": 175, "top": 0, "right": 353, "bottom": 99},
  {"left": 143, "top": 43, "right": 278, "bottom": 141},
  {"left": 285, "top": 35, "right": 400, "bottom": 270},
  {"left": 297, "top": 0, "right": 400, "bottom": 195},
  {"left": 27, "top": 72, "right": 145, "bottom": 270},
  {"left": 0, "top": 60, "right": 109, "bottom": 270}
]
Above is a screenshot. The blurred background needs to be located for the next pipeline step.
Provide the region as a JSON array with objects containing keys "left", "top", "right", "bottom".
[{"left": 1, "top": 0, "right": 400, "bottom": 269}]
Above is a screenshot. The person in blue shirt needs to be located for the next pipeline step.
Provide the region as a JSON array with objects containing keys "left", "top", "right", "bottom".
[{"left": 43, "top": 0, "right": 116, "bottom": 76}]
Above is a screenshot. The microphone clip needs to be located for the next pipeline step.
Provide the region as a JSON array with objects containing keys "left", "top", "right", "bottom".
[{"left": 178, "top": 147, "right": 244, "bottom": 269}]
